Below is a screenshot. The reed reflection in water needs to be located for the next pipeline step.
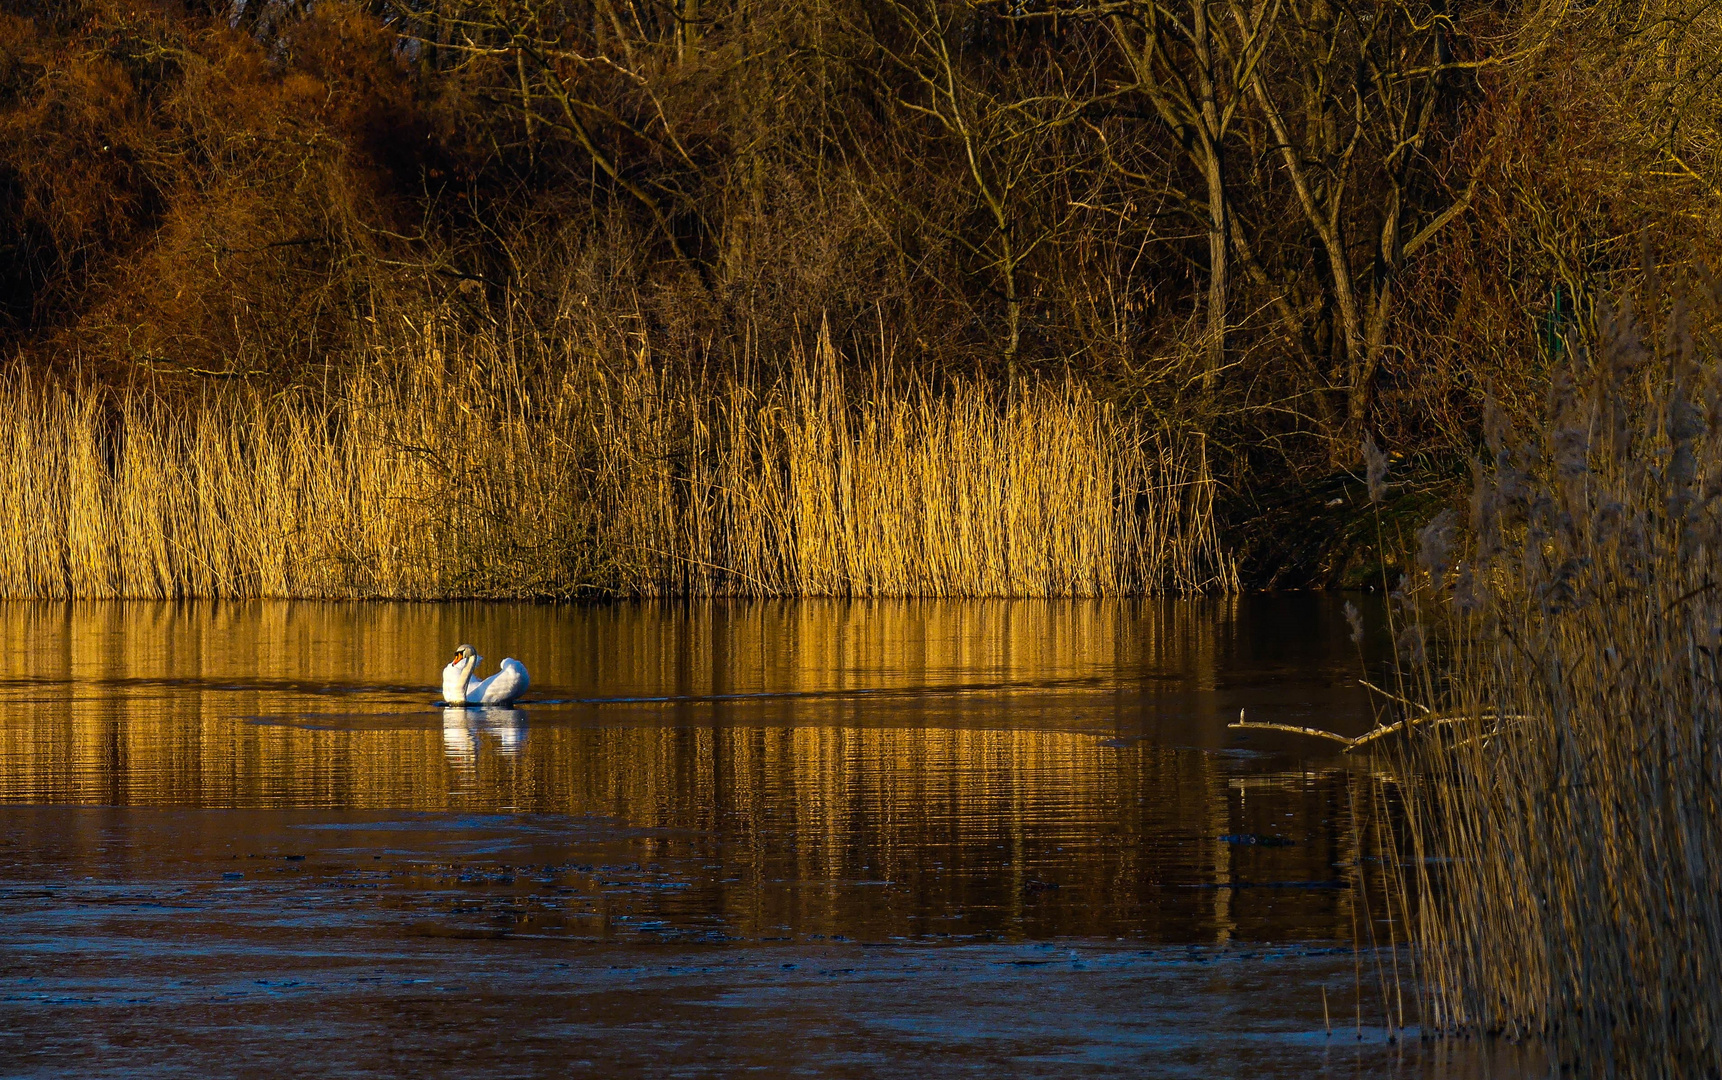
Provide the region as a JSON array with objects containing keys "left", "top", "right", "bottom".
[{"left": 0, "top": 597, "right": 1389, "bottom": 945}]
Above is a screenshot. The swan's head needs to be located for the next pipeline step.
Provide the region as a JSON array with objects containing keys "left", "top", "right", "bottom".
[{"left": 449, "top": 643, "right": 481, "bottom": 669}]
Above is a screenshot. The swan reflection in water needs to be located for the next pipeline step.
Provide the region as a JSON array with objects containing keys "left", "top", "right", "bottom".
[{"left": 441, "top": 705, "right": 528, "bottom": 766}]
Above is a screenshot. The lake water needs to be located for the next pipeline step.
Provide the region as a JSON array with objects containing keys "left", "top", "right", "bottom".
[{"left": 0, "top": 597, "right": 1540, "bottom": 1077}]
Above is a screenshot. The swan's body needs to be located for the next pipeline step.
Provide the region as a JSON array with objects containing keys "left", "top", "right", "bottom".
[{"left": 442, "top": 644, "right": 530, "bottom": 705}]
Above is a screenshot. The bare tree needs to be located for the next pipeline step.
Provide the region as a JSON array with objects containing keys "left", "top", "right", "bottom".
[
  {"left": 861, "top": 0, "right": 1088, "bottom": 373},
  {"left": 396, "top": 0, "right": 718, "bottom": 263},
  {"left": 1067, "top": 0, "right": 1280, "bottom": 394},
  {"left": 1231, "top": 0, "right": 1487, "bottom": 440}
]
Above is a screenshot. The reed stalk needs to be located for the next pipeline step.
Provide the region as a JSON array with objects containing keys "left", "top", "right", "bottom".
[
  {"left": 0, "top": 321, "right": 1235, "bottom": 599},
  {"left": 1393, "top": 294, "right": 1722, "bottom": 1075}
]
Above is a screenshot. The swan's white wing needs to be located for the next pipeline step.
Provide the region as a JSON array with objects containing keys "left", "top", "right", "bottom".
[
  {"left": 476, "top": 658, "right": 530, "bottom": 705},
  {"left": 463, "top": 673, "right": 492, "bottom": 703}
]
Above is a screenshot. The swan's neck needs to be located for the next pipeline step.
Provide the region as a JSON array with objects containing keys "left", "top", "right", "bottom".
[{"left": 443, "top": 657, "right": 478, "bottom": 703}]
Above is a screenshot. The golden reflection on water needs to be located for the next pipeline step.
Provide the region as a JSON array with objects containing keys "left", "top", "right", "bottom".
[{"left": 0, "top": 597, "right": 1383, "bottom": 941}]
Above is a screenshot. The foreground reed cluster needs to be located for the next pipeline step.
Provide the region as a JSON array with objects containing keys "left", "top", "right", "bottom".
[
  {"left": 1394, "top": 297, "right": 1722, "bottom": 1074},
  {"left": 0, "top": 321, "right": 1234, "bottom": 599}
]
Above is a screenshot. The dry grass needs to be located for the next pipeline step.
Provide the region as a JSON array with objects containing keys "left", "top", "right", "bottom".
[
  {"left": 0, "top": 319, "right": 1235, "bottom": 599},
  {"left": 1391, "top": 295, "right": 1722, "bottom": 1074}
]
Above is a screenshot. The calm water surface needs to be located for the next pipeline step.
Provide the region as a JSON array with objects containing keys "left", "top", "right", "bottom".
[{"left": 0, "top": 597, "right": 1539, "bottom": 1077}]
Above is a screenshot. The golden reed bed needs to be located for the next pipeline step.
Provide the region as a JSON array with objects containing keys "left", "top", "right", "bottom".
[
  {"left": 0, "top": 328, "right": 1234, "bottom": 599},
  {"left": 1389, "top": 300, "right": 1722, "bottom": 1075}
]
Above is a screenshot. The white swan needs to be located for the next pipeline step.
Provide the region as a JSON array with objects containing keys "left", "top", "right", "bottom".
[{"left": 442, "top": 644, "right": 530, "bottom": 705}]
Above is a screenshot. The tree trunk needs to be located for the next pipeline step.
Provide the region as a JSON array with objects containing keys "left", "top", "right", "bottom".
[
  {"left": 1324, "top": 232, "right": 1365, "bottom": 439},
  {"left": 1354, "top": 189, "right": 1403, "bottom": 437},
  {"left": 1202, "top": 152, "right": 1228, "bottom": 395},
  {"left": 1003, "top": 233, "right": 1020, "bottom": 379},
  {"left": 1193, "top": 0, "right": 1227, "bottom": 395}
]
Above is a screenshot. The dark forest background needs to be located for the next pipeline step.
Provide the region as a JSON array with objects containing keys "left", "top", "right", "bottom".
[{"left": 4, "top": 0, "right": 1720, "bottom": 578}]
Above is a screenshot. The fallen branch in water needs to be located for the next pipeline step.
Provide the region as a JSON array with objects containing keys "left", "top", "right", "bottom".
[
  {"left": 1228, "top": 708, "right": 1531, "bottom": 753},
  {"left": 1226, "top": 713, "right": 1358, "bottom": 747}
]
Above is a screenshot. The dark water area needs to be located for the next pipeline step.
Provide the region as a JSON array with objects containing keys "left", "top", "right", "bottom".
[{"left": 0, "top": 598, "right": 1540, "bottom": 1077}]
